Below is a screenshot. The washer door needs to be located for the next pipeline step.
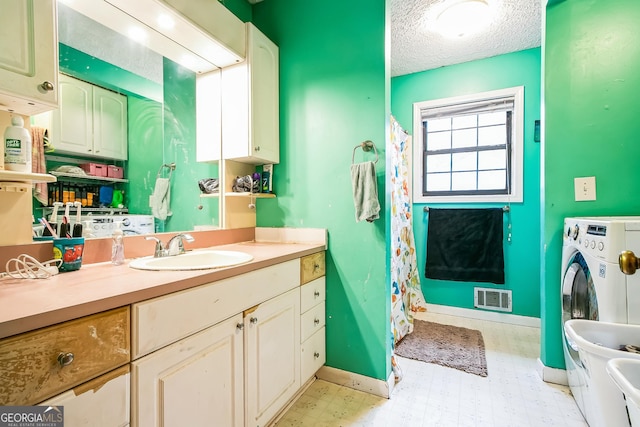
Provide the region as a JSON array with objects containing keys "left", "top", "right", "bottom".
[
  {"left": 562, "top": 251, "right": 599, "bottom": 367},
  {"left": 562, "top": 251, "right": 599, "bottom": 324}
]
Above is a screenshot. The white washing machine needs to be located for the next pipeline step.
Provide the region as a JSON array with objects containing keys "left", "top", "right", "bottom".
[
  {"left": 562, "top": 216, "right": 640, "bottom": 424},
  {"left": 83, "top": 215, "right": 155, "bottom": 237}
]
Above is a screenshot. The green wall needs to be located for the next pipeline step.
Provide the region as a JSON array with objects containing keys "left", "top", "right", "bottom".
[
  {"left": 159, "top": 59, "right": 219, "bottom": 232},
  {"left": 252, "top": 0, "right": 391, "bottom": 381},
  {"left": 542, "top": 0, "right": 640, "bottom": 368},
  {"left": 391, "top": 48, "right": 542, "bottom": 318}
]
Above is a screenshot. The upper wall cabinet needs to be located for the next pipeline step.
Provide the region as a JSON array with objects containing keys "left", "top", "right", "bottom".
[
  {"left": 222, "top": 24, "right": 280, "bottom": 165},
  {"left": 33, "top": 74, "right": 128, "bottom": 161},
  {"left": 0, "top": 0, "right": 58, "bottom": 115}
]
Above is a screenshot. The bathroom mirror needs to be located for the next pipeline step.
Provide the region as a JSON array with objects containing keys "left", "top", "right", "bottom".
[{"left": 37, "top": 2, "right": 221, "bottom": 237}]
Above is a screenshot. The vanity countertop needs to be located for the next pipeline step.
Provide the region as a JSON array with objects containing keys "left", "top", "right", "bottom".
[{"left": 0, "top": 240, "right": 325, "bottom": 339}]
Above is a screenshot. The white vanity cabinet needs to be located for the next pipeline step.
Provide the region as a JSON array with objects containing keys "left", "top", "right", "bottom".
[
  {"left": 222, "top": 23, "right": 279, "bottom": 165},
  {"left": 0, "top": 0, "right": 58, "bottom": 115},
  {"left": 41, "top": 366, "right": 131, "bottom": 427},
  {"left": 33, "top": 74, "right": 128, "bottom": 160},
  {"left": 130, "top": 259, "right": 301, "bottom": 427},
  {"left": 132, "top": 315, "right": 244, "bottom": 427},
  {"left": 299, "top": 253, "right": 327, "bottom": 383},
  {"left": 245, "top": 288, "right": 301, "bottom": 427}
]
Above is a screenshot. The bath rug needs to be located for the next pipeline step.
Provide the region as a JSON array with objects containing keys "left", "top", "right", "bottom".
[{"left": 394, "top": 320, "right": 488, "bottom": 377}]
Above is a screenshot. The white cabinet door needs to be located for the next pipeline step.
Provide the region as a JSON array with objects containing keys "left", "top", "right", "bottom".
[
  {"left": 0, "top": 0, "right": 58, "bottom": 115},
  {"left": 41, "top": 366, "right": 130, "bottom": 427},
  {"left": 93, "top": 85, "right": 128, "bottom": 160},
  {"left": 245, "top": 287, "right": 300, "bottom": 427},
  {"left": 37, "top": 74, "right": 128, "bottom": 160},
  {"left": 222, "top": 23, "right": 279, "bottom": 165},
  {"left": 54, "top": 75, "right": 93, "bottom": 156},
  {"left": 132, "top": 314, "right": 244, "bottom": 427}
]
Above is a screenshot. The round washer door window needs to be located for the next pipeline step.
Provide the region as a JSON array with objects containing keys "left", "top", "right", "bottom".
[{"left": 562, "top": 251, "right": 599, "bottom": 325}]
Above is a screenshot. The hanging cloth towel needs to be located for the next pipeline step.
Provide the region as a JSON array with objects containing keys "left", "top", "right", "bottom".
[
  {"left": 425, "top": 208, "right": 505, "bottom": 284},
  {"left": 150, "top": 177, "right": 172, "bottom": 220},
  {"left": 30, "top": 126, "right": 48, "bottom": 205},
  {"left": 350, "top": 161, "right": 380, "bottom": 222}
]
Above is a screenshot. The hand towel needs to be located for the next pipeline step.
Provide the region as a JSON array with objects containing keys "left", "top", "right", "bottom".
[
  {"left": 425, "top": 208, "right": 504, "bottom": 284},
  {"left": 350, "top": 161, "right": 380, "bottom": 222},
  {"left": 150, "top": 177, "right": 172, "bottom": 220},
  {"left": 30, "top": 126, "right": 48, "bottom": 205}
]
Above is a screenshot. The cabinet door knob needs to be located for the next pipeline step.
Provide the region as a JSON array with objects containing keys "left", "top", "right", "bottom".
[
  {"left": 314, "top": 352, "right": 320, "bottom": 359},
  {"left": 313, "top": 263, "right": 320, "bottom": 271},
  {"left": 57, "top": 352, "right": 74, "bottom": 367},
  {"left": 40, "top": 81, "right": 54, "bottom": 92},
  {"left": 250, "top": 317, "right": 258, "bottom": 324},
  {"left": 314, "top": 290, "right": 320, "bottom": 297},
  {"left": 236, "top": 323, "right": 244, "bottom": 330},
  {"left": 314, "top": 318, "right": 320, "bottom": 325}
]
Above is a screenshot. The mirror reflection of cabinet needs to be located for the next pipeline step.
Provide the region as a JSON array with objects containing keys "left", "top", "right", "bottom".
[
  {"left": 33, "top": 74, "right": 128, "bottom": 161},
  {"left": 0, "top": 0, "right": 58, "bottom": 115}
]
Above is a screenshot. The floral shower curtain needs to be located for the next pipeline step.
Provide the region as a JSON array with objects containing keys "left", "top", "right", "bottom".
[{"left": 390, "top": 115, "right": 427, "bottom": 381}]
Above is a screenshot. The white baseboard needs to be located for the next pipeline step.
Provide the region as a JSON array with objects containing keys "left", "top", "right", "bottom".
[
  {"left": 423, "top": 303, "right": 540, "bottom": 328},
  {"left": 316, "top": 366, "right": 395, "bottom": 399},
  {"left": 536, "top": 358, "right": 568, "bottom": 385}
]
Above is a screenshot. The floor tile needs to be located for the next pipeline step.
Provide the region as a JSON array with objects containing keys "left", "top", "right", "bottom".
[{"left": 275, "top": 312, "right": 588, "bottom": 427}]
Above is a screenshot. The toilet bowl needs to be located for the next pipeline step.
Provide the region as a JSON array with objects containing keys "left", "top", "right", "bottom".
[{"left": 564, "top": 319, "right": 640, "bottom": 427}]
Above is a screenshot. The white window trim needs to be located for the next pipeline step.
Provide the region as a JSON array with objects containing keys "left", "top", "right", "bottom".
[{"left": 412, "top": 86, "right": 524, "bottom": 204}]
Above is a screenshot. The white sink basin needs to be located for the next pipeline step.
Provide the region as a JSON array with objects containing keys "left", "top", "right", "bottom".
[
  {"left": 129, "top": 250, "right": 253, "bottom": 271},
  {"left": 607, "top": 358, "right": 640, "bottom": 427}
]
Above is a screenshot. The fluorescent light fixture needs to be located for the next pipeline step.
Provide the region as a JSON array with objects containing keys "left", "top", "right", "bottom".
[
  {"left": 157, "top": 13, "right": 175, "bottom": 30},
  {"left": 127, "top": 26, "right": 148, "bottom": 43},
  {"left": 435, "top": 0, "right": 492, "bottom": 38}
]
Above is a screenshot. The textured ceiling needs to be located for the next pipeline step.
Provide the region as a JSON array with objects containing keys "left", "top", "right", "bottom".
[{"left": 391, "top": 0, "right": 542, "bottom": 77}]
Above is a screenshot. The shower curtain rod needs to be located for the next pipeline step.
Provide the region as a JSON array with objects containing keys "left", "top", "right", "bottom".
[{"left": 423, "top": 206, "right": 510, "bottom": 213}]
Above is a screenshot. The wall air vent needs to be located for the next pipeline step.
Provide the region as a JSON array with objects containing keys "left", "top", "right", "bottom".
[{"left": 474, "top": 287, "right": 512, "bottom": 312}]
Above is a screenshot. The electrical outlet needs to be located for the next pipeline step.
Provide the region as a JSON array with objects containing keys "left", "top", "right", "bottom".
[{"left": 574, "top": 176, "right": 596, "bottom": 201}]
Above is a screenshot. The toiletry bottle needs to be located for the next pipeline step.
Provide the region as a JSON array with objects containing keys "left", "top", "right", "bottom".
[
  {"left": 111, "top": 221, "right": 125, "bottom": 265},
  {"left": 4, "top": 116, "right": 31, "bottom": 172}
]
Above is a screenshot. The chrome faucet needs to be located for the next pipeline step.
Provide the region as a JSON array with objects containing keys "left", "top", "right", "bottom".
[
  {"left": 145, "top": 233, "right": 195, "bottom": 257},
  {"left": 166, "top": 233, "right": 195, "bottom": 256}
]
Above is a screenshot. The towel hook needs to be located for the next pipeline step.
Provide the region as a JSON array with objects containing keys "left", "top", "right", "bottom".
[
  {"left": 156, "top": 163, "right": 176, "bottom": 180},
  {"left": 352, "top": 140, "right": 378, "bottom": 164}
]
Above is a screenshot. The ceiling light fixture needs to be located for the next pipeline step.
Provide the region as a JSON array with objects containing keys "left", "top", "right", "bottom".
[{"left": 435, "top": 0, "right": 492, "bottom": 38}]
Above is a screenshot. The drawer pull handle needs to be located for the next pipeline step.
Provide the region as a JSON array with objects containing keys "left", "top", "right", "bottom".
[
  {"left": 314, "top": 291, "right": 320, "bottom": 297},
  {"left": 40, "top": 81, "right": 54, "bottom": 92},
  {"left": 313, "top": 263, "right": 320, "bottom": 271},
  {"left": 236, "top": 323, "right": 244, "bottom": 330},
  {"left": 57, "top": 352, "right": 74, "bottom": 367},
  {"left": 250, "top": 317, "right": 258, "bottom": 324},
  {"left": 314, "top": 318, "right": 320, "bottom": 325},
  {"left": 314, "top": 352, "right": 320, "bottom": 359}
]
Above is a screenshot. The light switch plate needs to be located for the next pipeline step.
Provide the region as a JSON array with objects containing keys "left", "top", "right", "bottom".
[{"left": 574, "top": 176, "right": 596, "bottom": 201}]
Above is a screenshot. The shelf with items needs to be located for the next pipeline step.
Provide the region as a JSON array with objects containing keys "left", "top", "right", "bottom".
[
  {"left": 49, "top": 171, "right": 129, "bottom": 184},
  {"left": 225, "top": 192, "right": 276, "bottom": 198},
  {"left": 0, "top": 170, "right": 57, "bottom": 183}
]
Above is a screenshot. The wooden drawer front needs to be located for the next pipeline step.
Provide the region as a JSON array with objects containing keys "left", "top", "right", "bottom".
[
  {"left": 41, "top": 366, "right": 130, "bottom": 427},
  {"left": 301, "top": 302, "right": 325, "bottom": 343},
  {"left": 300, "top": 276, "right": 326, "bottom": 313},
  {"left": 300, "top": 251, "right": 325, "bottom": 285},
  {"left": 0, "top": 307, "right": 130, "bottom": 406},
  {"left": 133, "top": 259, "right": 299, "bottom": 359},
  {"left": 301, "top": 328, "right": 325, "bottom": 383}
]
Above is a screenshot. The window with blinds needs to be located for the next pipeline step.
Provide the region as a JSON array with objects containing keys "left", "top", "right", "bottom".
[{"left": 412, "top": 87, "right": 524, "bottom": 203}]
